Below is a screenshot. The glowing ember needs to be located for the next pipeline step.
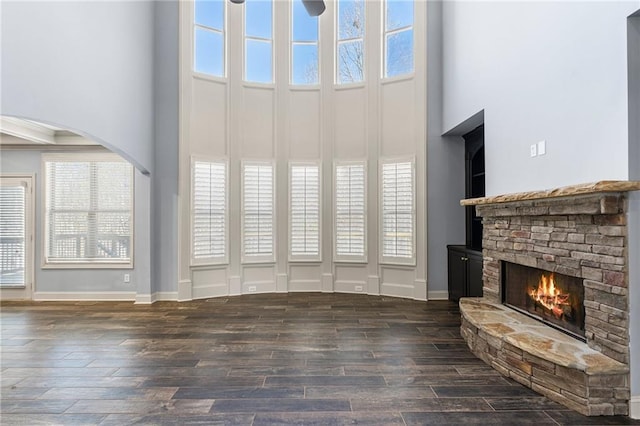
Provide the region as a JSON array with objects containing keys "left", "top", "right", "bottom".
[{"left": 529, "top": 273, "right": 571, "bottom": 319}]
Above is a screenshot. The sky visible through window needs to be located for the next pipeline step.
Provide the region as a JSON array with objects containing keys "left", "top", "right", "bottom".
[
  {"left": 193, "top": 0, "right": 414, "bottom": 81},
  {"left": 292, "top": 0, "right": 318, "bottom": 85}
]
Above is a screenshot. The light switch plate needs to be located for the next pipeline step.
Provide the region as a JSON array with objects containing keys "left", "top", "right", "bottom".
[
  {"left": 538, "top": 140, "right": 546, "bottom": 156},
  {"left": 530, "top": 144, "right": 537, "bottom": 157}
]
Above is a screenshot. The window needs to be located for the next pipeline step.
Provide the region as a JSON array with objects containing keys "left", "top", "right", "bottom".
[
  {"left": 336, "top": 0, "right": 365, "bottom": 84},
  {"left": 383, "top": 0, "right": 414, "bottom": 78},
  {"left": 43, "top": 154, "right": 133, "bottom": 267},
  {"left": 192, "top": 159, "right": 227, "bottom": 265},
  {"left": 242, "top": 161, "right": 275, "bottom": 262},
  {"left": 380, "top": 159, "right": 415, "bottom": 265},
  {"left": 289, "top": 163, "right": 320, "bottom": 261},
  {"left": 244, "top": 0, "right": 273, "bottom": 84},
  {"left": 334, "top": 162, "right": 366, "bottom": 262},
  {"left": 0, "top": 179, "right": 28, "bottom": 286},
  {"left": 291, "top": 0, "right": 319, "bottom": 85},
  {"left": 194, "top": 0, "right": 225, "bottom": 77}
]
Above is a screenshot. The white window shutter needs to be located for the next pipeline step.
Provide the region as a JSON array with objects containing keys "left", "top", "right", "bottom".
[
  {"left": 382, "top": 160, "right": 414, "bottom": 262},
  {"left": 192, "top": 160, "right": 227, "bottom": 264},
  {"left": 45, "top": 158, "right": 132, "bottom": 264},
  {"left": 242, "top": 162, "right": 275, "bottom": 261},
  {"left": 0, "top": 185, "right": 26, "bottom": 285},
  {"left": 335, "top": 163, "right": 366, "bottom": 261},
  {"left": 290, "top": 164, "right": 320, "bottom": 260}
]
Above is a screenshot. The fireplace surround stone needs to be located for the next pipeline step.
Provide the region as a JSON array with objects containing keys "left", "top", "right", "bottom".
[{"left": 458, "top": 181, "right": 640, "bottom": 416}]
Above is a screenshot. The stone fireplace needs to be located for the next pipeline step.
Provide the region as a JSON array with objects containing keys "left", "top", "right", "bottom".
[{"left": 458, "top": 181, "right": 640, "bottom": 416}]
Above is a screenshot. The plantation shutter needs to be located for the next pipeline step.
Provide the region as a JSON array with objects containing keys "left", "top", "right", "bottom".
[
  {"left": 192, "top": 160, "right": 227, "bottom": 263},
  {"left": 45, "top": 159, "right": 132, "bottom": 264},
  {"left": 335, "top": 163, "right": 365, "bottom": 260},
  {"left": 242, "top": 162, "right": 274, "bottom": 261},
  {"left": 290, "top": 164, "right": 320, "bottom": 260},
  {"left": 0, "top": 184, "right": 26, "bottom": 286},
  {"left": 382, "top": 160, "right": 414, "bottom": 261}
]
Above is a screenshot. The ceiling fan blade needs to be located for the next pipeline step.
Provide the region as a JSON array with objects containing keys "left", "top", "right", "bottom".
[{"left": 301, "top": 0, "right": 326, "bottom": 17}]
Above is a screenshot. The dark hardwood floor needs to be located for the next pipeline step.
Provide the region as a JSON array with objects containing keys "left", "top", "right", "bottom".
[{"left": 1, "top": 293, "right": 638, "bottom": 425}]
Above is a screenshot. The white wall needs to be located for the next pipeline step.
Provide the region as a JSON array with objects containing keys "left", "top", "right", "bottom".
[
  {"left": 0, "top": 1, "right": 155, "bottom": 173},
  {"left": 0, "top": 149, "right": 151, "bottom": 301},
  {"left": 179, "top": 0, "right": 429, "bottom": 300},
  {"left": 442, "top": 1, "right": 639, "bottom": 196}
]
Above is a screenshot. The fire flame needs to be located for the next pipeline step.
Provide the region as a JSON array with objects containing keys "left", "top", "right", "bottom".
[{"left": 529, "top": 273, "right": 570, "bottom": 319}]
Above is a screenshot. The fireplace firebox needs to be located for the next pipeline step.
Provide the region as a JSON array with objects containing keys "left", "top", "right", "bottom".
[{"left": 502, "top": 262, "right": 585, "bottom": 341}]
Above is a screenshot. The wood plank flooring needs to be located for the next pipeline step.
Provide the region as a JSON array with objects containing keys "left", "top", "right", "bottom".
[{"left": 1, "top": 293, "right": 638, "bottom": 425}]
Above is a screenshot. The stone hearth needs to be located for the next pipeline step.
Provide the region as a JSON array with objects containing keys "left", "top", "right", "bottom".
[{"left": 459, "top": 181, "right": 640, "bottom": 416}]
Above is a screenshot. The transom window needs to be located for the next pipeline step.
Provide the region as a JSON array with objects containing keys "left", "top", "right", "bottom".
[
  {"left": 194, "top": 0, "right": 225, "bottom": 77},
  {"left": 383, "top": 0, "right": 414, "bottom": 78},
  {"left": 291, "top": 0, "right": 319, "bottom": 85},
  {"left": 43, "top": 154, "right": 134, "bottom": 267},
  {"left": 336, "top": 0, "right": 365, "bottom": 84},
  {"left": 244, "top": 0, "right": 273, "bottom": 84}
]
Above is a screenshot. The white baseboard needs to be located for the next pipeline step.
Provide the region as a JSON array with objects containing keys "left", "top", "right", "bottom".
[
  {"left": 427, "top": 290, "right": 449, "bottom": 300},
  {"left": 153, "top": 291, "right": 178, "bottom": 301},
  {"left": 33, "top": 291, "right": 136, "bottom": 302},
  {"left": 135, "top": 294, "right": 152, "bottom": 304},
  {"left": 631, "top": 396, "right": 640, "bottom": 420}
]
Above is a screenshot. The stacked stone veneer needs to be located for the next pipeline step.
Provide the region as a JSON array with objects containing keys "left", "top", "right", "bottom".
[{"left": 462, "top": 191, "right": 632, "bottom": 416}]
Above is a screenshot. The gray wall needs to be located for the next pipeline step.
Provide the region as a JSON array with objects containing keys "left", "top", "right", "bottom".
[
  {"left": 628, "top": 13, "right": 640, "bottom": 418},
  {"left": 152, "top": 1, "right": 179, "bottom": 295},
  {"left": 0, "top": 150, "right": 151, "bottom": 297},
  {"left": 426, "top": 0, "right": 465, "bottom": 297},
  {"left": 0, "top": 1, "right": 155, "bottom": 173},
  {"left": 442, "top": 1, "right": 639, "bottom": 196}
]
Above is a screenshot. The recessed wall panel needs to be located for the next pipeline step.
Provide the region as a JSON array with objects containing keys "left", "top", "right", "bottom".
[
  {"left": 192, "top": 268, "right": 228, "bottom": 299},
  {"left": 334, "top": 88, "right": 367, "bottom": 159},
  {"left": 380, "top": 80, "right": 416, "bottom": 157},
  {"left": 191, "top": 79, "right": 227, "bottom": 156},
  {"left": 289, "top": 91, "right": 321, "bottom": 159},
  {"left": 288, "top": 264, "right": 322, "bottom": 291},
  {"left": 381, "top": 267, "right": 415, "bottom": 298},
  {"left": 241, "top": 88, "right": 275, "bottom": 158}
]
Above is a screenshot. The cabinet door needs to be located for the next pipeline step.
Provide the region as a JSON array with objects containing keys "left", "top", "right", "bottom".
[
  {"left": 447, "top": 248, "right": 466, "bottom": 302},
  {"left": 467, "top": 253, "right": 483, "bottom": 297}
]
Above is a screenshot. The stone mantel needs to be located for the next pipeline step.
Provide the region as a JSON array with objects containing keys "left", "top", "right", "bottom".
[{"left": 460, "top": 180, "right": 640, "bottom": 206}]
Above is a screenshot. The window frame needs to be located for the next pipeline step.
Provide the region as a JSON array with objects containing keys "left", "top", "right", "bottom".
[
  {"left": 190, "top": 156, "right": 229, "bottom": 267},
  {"left": 382, "top": 0, "right": 415, "bottom": 80},
  {"left": 290, "top": 0, "right": 320, "bottom": 87},
  {"left": 241, "top": 160, "right": 276, "bottom": 264},
  {"left": 193, "top": 0, "right": 226, "bottom": 79},
  {"left": 41, "top": 152, "right": 134, "bottom": 269},
  {"left": 288, "top": 161, "right": 322, "bottom": 262},
  {"left": 379, "top": 156, "right": 416, "bottom": 266},
  {"left": 243, "top": 0, "right": 274, "bottom": 85},
  {"left": 335, "top": 0, "right": 366, "bottom": 85},
  {"left": 333, "top": 160, "right": 367, "bottom": 263}
]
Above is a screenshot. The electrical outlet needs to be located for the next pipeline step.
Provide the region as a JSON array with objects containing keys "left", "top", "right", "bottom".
[
  {"left": 530, "top": 144, "right": 537, "bottom": 157},
  {"left": 355, "top": 285, "right": 363, "bottom": 292},
  {"left": 124, "top": 274, "right": 130, "bottom": 283},
  {"left": 248, "top": 286, "right": 257, "bottom": 292}
]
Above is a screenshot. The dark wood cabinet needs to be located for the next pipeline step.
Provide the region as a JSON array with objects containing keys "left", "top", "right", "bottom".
[
  {"left": 448, "top": 124, "right": 485, "bottom": 302},
  {"left": 447, "top": 245, "right": 483, "bottom": 302}
]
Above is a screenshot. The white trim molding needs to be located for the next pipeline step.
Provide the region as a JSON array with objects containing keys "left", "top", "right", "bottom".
[
  {"left": 630, "top": 395, "right": 640, "bottom": 419},
  {"left": 33, "top": 292, "right": 136, "bottom": 302}
]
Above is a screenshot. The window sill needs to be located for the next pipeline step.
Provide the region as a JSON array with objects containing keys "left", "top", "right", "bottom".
[{"left": 42, "top": 262, "right": 134, "bottom": 270}]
